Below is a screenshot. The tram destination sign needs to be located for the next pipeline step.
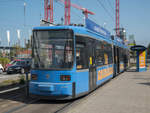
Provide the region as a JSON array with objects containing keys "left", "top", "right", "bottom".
[
  {"left": 130, "top": 45, "right": 147, "bottom": 51},
  {"left": 85, "top": 18, "right": 110, "bottom": 37}
]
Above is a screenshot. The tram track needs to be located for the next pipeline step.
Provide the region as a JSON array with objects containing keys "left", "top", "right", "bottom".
[
  {"left": 0, "top": 94, "right": 23, "bottom": 103},
  {"left": 1, "top": 95, "right": 78, "bottom": 113},
  {"left": 2, "top": 99, "right": 72, "bottom": 113},
  {"left": 0, "top": 95, "right": 39, "bottom": 113},
  {"left": 53, "top": 77, "right": 117, "bottom": 113},
  {"left": 1, "top": 76, "right": 115, "bottom": 113},
  {"left": 0, "top": 86, "right": 26, "bottom": 103},
  {"left": 2, "top": 89, "right": 102, "bottom": 113},
  {"left": 3, "top": 98, "right": 40, "bottom": 113},
  {"left": 0, "top": 84, "right": 74, "bottom": 113},
  {"left": 0, "top": 85, "right": 34, "bottom": 113},
  {"left": 0, "top": 84, "right": 84, "bottom": 113}
]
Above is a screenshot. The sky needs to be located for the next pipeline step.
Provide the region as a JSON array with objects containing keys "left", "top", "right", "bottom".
[{"left": 0, "top": 0, "right": 150, "bottom": 47}]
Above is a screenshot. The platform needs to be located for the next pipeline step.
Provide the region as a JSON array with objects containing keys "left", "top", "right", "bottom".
[{"left": 64, "top": 67, "right": 150, "bottom": 113}]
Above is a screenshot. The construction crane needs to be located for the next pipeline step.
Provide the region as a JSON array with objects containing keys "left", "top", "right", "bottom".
[
  {"left": 64, "top": 0, "right": 71, "bottom": 25},
  {"left": 57, "top": 0, "right": 95, "bottom": 25},
  {"left": 44, "top": 0, "right": 53, "bottom": 23},
  {"left": 116, "top": 0, "right": 119, "bottom": 36}
]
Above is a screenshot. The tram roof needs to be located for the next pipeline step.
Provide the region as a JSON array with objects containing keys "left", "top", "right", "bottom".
[
  {"left": 33, "top": 25, "right": 128, "bottom": 49},
  {"left": 33, "top": 25, "right": 113, "bottom": 44},
  {"left": 113, "top": 36, "right": 128, "bottom": 49}
]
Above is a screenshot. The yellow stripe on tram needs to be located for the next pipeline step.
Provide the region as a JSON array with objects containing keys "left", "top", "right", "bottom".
[{"left": 98, "top": 66, "right": 113, "bottom": 81}]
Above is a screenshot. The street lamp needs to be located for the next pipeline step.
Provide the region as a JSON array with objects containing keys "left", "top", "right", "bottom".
[
  {"left": 6, "top": 30, "right": 10, "bottom": 59},
  {"left": 24, "top": 2, "right": 26, "bottom": 27},
  {"left": 23, "top": 2, "right": 27, "bottom": 49},
  {"left": 17, "top": 29, "right": 21, "bottom": 46},
  {"left": 122, "top": 29, "right": 126, "bottom": 41}
]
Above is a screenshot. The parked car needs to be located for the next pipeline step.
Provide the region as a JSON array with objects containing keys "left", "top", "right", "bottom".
[
  {"left": 6, "top": 59, "right": 32, "bottom": 74},
  {"left": 0, "top": 64, "right": 4, "bottom": 73},
  {"left": 4, "top": 59, "right": 23, "bottom": 72}
]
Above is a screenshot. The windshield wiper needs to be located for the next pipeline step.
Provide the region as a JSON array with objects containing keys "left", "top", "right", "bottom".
[{"left": 33, "top": 36, "right": 41, "bottom": 68}]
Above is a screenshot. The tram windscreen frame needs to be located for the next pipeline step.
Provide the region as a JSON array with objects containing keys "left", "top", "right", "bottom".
[{"left": 32, "top": 29, "right": 74, "bottom": 70}]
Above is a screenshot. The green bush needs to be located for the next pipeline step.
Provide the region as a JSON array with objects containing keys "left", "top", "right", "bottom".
[
  {"left": 19, "top": 75, "right": 25, "bottom": 84},
  {"left": 0, "top": 58, "right": 10, "bottom": 67}
]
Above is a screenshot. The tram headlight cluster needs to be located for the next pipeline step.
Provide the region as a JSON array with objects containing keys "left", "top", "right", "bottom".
[
  {"left": 60, "top": 75, "right": 71, "bottom": 81},
  {"left": 31, "top": 74, "right": 38, "bottom": 80}
]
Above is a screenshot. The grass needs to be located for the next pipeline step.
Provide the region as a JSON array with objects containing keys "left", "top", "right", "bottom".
[
  {"left": 0, "top": 79, "right": 19, "bottom": 87},
  {"left": 0, "top": 75, "right": 26, "bottom": 88}
]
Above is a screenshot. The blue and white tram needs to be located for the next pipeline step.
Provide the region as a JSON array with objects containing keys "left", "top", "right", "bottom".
[
  {"left": 113, "top": 36, "right": 129, "bottom": 76},
  {"left": 29, "top": 19, "right": 129, "bottom": 99}
]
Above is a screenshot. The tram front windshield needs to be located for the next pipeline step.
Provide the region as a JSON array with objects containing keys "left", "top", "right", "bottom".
[{"left": 32, "top": 30, "right": 74, "bottom": 70}]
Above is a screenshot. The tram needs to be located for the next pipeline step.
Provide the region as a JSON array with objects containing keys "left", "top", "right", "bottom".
[{"left": 29, "top": 18, "right": 129, "bottom": 99}]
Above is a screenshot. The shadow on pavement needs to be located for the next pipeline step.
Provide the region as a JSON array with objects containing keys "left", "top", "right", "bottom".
[
  {"left": 0, "top": 87, "right": 31, "bottom": 104},
  {"left": 0, "top": 88, "right": 77, "bottom": 113},
  {"left": 133, "top": 78, "right": 150, "bottom": 80},
  {"left": 138, "top": 82, "right": 150, "bottom": 86},
  {"left": 0, "top": 87, "right": 76, "bottom": 105}
]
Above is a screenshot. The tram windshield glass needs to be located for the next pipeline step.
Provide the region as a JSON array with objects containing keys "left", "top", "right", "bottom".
[{"left": 32, "top": 30, "right": 74, "bottom": 70}]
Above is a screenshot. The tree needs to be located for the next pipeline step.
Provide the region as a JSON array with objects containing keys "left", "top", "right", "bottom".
[
  {"left": 10, "top": 44, "right": 22, "bottom": 58},
  {"left": 0, "top": 51, "right": 3, "bottom": 57}
]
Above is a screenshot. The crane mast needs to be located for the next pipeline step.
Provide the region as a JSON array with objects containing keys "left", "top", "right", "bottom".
[
  {"left": 44, "top": 0, "right": 94, "bottom": 25},
  {"left": 58, "top": 0, "right": 94, "bottom": 25},
  {"left": 44, "top": 0, "right": 53, "bottom": 23},
  {"left": 64, "top": 0, "right": 71, "bottom": 25},
  {"left": 116, "top": 0, "right": 120, "bottom": 36}
]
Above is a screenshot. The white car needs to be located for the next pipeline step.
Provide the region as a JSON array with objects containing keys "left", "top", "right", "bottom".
[{"left": 0, "top": 64, "right": 4, "bottom": 73}]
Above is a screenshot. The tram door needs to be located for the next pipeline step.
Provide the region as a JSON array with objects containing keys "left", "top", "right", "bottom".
[
  {"left": 113, "top": 46, "right": 117, "bottom": 76},
  {"left": 114, "top": 46, "right": 120, "bottom": 74},
  {"left": 89, "top": 41, "right": 97, "bottom": 91},
  {"left": 116, "top": 47, "right": 120, "bottom": 73}
]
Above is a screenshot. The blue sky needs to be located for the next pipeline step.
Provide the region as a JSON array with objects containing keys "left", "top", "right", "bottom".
[{"left": 0, "top": 0, "right": 150, "bottom": 47}]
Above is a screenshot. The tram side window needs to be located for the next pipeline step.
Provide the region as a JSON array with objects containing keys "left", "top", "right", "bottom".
[
  {"left": 96, "top": 41, "right": 104, "bottom": 66},
  {"left": 122, "top": 49, "right": 128, "bottom": 64},
  {"left": 125, "top": 50, "right": 129, "bottom": 64},
  {"left": 96, "top": 41, "right": 113, "bottom": 66},
  {"left": 119, "top": 48, "right": 124, "bottom": 63},
  {"left": 107, "top": 44, "right": 113, "bottom": 64},
  {"left": 102, "top": 42, "right": 113, "bottom": 65},
  {"left": 76, "top": 37, "right": 88, "bottom": 70},
  {"left": 103, "top": 42, "right": 108, "bottom": 65}
]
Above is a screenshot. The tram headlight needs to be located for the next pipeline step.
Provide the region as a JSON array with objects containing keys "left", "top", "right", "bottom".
[
  {"left": 31, "top": 74, "right": 37, "bottom": 80},
  {"left": 60, "top": 75, "right": 71, "bottom": 81}
]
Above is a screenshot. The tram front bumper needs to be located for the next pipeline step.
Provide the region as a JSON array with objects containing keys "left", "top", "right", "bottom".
[
  {"left": 37, "top": 84, "right": 55, "bottom": 92},
  {"left": 29, "top": 82, "right": 74, "bottom": 97}
]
